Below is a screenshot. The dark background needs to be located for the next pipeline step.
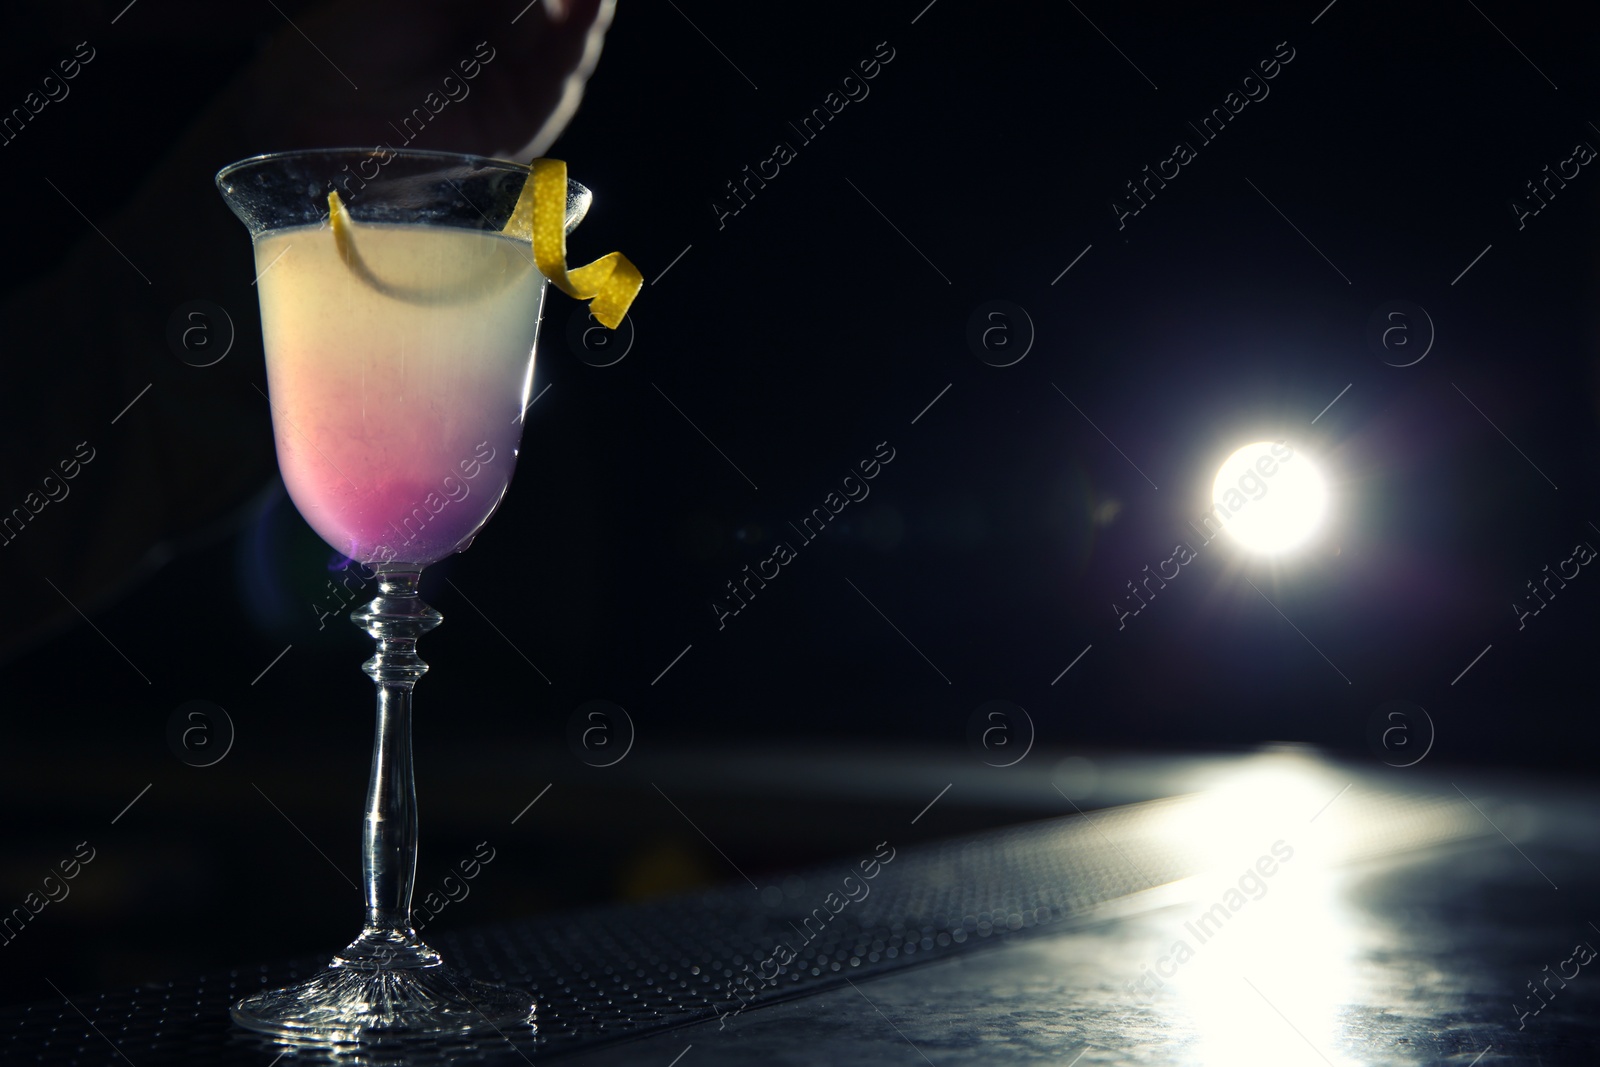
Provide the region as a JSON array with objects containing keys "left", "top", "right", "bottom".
[{"left": 1, "top": 0, "right": 1596, "bottom": 1004}]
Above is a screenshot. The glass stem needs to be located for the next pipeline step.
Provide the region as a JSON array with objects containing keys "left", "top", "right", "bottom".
[{"left": 339, "top": 564, "right": 442, "bottom": 970}]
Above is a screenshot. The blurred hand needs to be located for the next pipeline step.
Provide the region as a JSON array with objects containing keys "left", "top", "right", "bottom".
[{"left": 238, "top": 0, "right": 615, "bottom": 160}]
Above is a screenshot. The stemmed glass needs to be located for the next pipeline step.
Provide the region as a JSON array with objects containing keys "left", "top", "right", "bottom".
[{"left": 215, "top": 148, "right": 612, "bottom": 1041}]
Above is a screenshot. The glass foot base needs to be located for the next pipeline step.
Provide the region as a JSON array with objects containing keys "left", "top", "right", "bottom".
[{"left": 231, "top": 962, "right": 535, "bottom": 1042}]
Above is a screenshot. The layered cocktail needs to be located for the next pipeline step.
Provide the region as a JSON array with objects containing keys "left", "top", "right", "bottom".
[{"left": 255, "top": 221, "right": 538, "bottom": 565}]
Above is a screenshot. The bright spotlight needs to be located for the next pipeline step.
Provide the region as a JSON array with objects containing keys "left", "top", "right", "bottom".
[{"left": 1211, "top": 441, "right": 1327, "bottom": 553}]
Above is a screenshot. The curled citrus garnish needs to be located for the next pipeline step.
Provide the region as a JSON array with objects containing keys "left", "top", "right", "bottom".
[
  {"left": 501, "top": 158, "right": 641, "bottom": 330},
  {"left": 326, "top": 159, "right": 641, "bottom": 327},
  {"left": 327, "top": 190, "right": 517, "bottom": 305}
]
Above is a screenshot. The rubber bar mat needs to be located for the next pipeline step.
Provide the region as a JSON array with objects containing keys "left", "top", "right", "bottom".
[{"left": 0, "top": 786, "right": 1481, "bottom": 1065}]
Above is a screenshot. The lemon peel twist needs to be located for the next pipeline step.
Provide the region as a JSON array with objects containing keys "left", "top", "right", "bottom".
[
  {"left": 327, "top": 190, "right": 516, "bottom": 305},
  {"left": 325, "top": 159, "right": 640, "bottom": 327},
  {"left": 500, "top": 158, "right": 641, "bottom": 330}
]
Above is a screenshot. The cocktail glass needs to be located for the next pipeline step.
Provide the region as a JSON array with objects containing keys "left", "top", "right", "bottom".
[{"left": 216, "top": 148, "right": 591, "bottom": 1041}]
